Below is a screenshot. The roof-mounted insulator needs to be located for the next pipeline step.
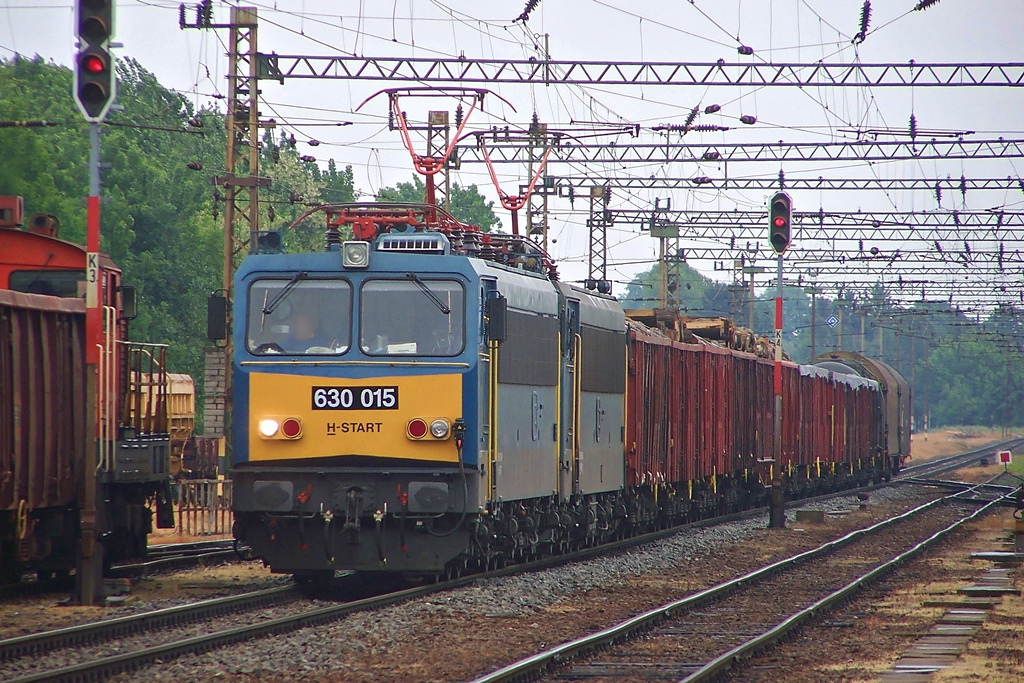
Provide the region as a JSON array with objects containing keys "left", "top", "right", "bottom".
[
  {"left": 704, "top": 104, "right": 721, "bottom": 115},
  {"left": 852, "top": 1, "right": 871, "bottom": 45}
]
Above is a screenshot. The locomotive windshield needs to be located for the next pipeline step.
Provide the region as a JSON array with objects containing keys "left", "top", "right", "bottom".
[
  {"left": 360, "top": 278, "right": 465, "bottom": 356},
  {"left": 247, "top": 278, "right": 352, "bottom": 355}
]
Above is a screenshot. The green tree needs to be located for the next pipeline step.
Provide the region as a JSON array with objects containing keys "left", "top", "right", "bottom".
[{"left": 376, "top": 174, "right": 500, "bottom": 231}]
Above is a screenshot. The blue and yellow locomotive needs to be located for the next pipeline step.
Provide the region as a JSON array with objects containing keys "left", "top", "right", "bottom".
[{"left": 231, "top": 204, "right": 627, "bottom": 580}]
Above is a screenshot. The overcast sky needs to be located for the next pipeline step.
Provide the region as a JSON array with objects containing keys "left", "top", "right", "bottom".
[{"left": 4, "top": 1, "right": 1023, "bottom": 302}]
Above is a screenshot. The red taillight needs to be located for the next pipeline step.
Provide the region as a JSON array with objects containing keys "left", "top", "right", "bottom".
[
  {"left": 407, "top": 418, "right": 428, "bottom": 439},
  {"left": 282, "top": 418, "right": 302, "bottom": 438}
]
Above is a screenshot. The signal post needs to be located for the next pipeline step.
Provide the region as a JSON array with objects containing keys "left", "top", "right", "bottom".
[
  {"left": 768, "top": 192, "right": 792, "bottom": 529},
  {"left": 74, "top": 0, "right": 116, "bottom": 604}
]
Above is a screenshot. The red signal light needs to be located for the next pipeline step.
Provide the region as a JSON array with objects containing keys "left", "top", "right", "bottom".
[
  {"left": 81, "top": 54, "right": 105, "bottom": 74},
  {"left": 773, "top": 216, "right": 787, "bottom": 228}
]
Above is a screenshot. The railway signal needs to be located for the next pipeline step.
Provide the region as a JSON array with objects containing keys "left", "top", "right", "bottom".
[
  {"left": 768, "top": 191, "right": 792, "bottom": 254},
  {"left": 74, "top": 0, "right": 116, "bottom": 122}
]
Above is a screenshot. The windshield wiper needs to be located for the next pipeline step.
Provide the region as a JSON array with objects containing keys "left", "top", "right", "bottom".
[
  {"left": 405, "top": 272, "right": 450, "bottom": 315},
  {"left": 263, "top": 271, "right": 307, "bottom": 315}
]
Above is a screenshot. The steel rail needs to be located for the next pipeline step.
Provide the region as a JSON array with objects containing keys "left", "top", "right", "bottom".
[
  {"left": 468, "top": 484, "right": 995, "bottom": 683},
  {"left": 0, "top": 584, "right": 302, "bottom": 662},
  {"left": 677, "top": 488, "right": 1007, "bottom": 682}
]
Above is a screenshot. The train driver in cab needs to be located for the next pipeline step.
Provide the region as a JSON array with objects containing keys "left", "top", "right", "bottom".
[{"left": 283, "top": 309, "right": 330, "bottom": 353}]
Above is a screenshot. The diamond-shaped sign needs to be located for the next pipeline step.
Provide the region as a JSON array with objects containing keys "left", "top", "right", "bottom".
[{"left": 826, "top": 315, "right": 839, "bottom": 328}]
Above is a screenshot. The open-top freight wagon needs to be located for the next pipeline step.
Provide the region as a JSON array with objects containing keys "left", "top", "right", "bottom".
[{"left": 0, "top": 195, "right": 174, "bottom": 582}]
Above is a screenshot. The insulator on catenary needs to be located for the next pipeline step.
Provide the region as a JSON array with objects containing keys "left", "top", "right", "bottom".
[
  {"left": 935, "top": 182, "right": 942, "bottom": 205},
  {"left": 852, "top": 1, "right": 871, "bottom": 45},
  {"left": 737, "top": 45, "right": 754, "bottom": 56},
  {"left": 186, "top": 161, "right": 202, "bottom": 171},
  {"left": 914, "top": 0, "right": 941, "bottom": 10},
  {"left": 909, "top": 113, "right": 918, "bottom": 140},
  {"left": 739, "top": 115, "right": 756, "bottom": 125},
  {"left": 960, "top": 174, "right": 967, "bottom": 199},
  {"left": 454, "top": 104, "right": 463, "bottom": 127},
  {"left": 934, "top": 240, "right": 943, "bottom": 254},
  {"left": 684, "top": 106, "right": 698, "bottom": 129},
  {"left": 516, "top": 0, "right": 540, "bottom": 23},
  {"left": 704, "top": 104, "right": 721, "bottom": 115},
  {"left": 300, "top": 155, "right": 316, "bottom": 163}
]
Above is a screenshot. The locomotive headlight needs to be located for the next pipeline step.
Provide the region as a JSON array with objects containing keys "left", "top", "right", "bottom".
[
  {"left": 258, "top": 418, "right": 280, "bottom": 437},
  {"left": 429, "top": 419, "right": 450, "bottom": 439},
  {"left": 342, "top": 241, "right": 370, "bottom": 268}
]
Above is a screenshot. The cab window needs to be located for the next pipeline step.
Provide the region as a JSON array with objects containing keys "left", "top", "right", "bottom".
[
  {"left": 8, "top": 269, "right": 84, "bottom": 297},
  {"left": 247, "top": 278, "right": 351, "bottom": 355},
  {"left": 360, "top": 278, "right": 465, "bottom": 356}
]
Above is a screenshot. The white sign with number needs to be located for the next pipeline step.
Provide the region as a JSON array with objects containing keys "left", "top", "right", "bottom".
[{"left": 86, "top": 252, "right": 99, "bottom": 307}]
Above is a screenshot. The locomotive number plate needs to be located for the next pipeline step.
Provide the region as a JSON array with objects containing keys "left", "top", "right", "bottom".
[{"left": 311, "top": 386, "right": 399, "bottom": 410}]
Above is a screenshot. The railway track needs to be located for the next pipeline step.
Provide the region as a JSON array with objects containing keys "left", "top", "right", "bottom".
[
  {"left": 2, "top": 440, "right": 1016, "bottom": 681},
  {"left": 106, "top": 539, "right": 248, "bottom": 579},
  {"left": 898, "top": 436, "right": 1024, "bottom": 481},
  {"left": 468, "top": 483, "right": 1011, "bottom": 683},
  {"left": 0, "top": 583, "right": 303, "bottom": 665}
]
